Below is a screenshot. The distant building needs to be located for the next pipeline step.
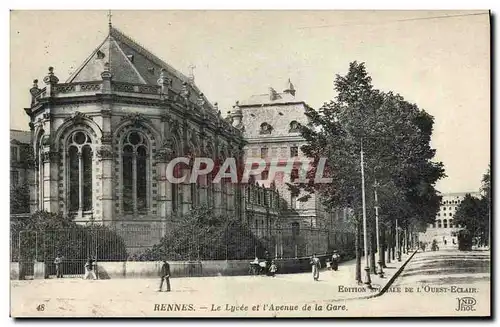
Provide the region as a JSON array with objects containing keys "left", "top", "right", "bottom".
[
  {"left": 10, "top": 130, "right": 31, "bottom": 187},
  {"left": 236, "top": 82, "right": 354, "bottom": 256},
  {"left": 419, "top": 192, "right": 481, "bottom": 248}
]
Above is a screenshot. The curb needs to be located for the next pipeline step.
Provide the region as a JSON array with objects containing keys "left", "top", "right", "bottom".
[
  {"left": 369, "top": 249, "right": 419, "bottom": 299},
  {"left": 327, "top": 249, "right": 419, "bottom": 303}
]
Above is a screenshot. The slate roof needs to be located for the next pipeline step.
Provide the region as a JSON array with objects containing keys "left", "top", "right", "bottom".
[
  {"left": 66, "top": 26, "right": 204, "bottom": 101},
  {"left": 10, "top": 129, "right": 31, "bottom": 144}
]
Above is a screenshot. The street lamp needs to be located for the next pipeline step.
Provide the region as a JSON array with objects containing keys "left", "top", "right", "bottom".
[
  {"left": 360, "top": 138, "right": 371, "bottom": 287},
  {"left": 373, "top": 180, "right": 384, "bottom": 277}
]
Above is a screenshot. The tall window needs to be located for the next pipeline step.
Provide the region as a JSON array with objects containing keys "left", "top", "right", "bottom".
[
  {"left": 437, "top": 220, "right": 442, "bottom": 228},
  {"left": 260, "top": 147, "right": 268, "bottom": 159},
  {"left": 290, "top": 194, "right": 297, "bottom": 209},
  {"left": 443, "top": 219, "right": 448, "bottom": 228},
  {"left": 68, "top": 131, "right": 93, "bottom": 212},
  {"left": 290, "top": 146, "right": 299, "bottom": 157},
  {"left": 122, "top": 131, "right": 149, "bottom": 213},
  {"left": 292, "top": 222, "right": 300, "bottom": 238},
  {"left": 10, "top": 146, "right": 18, "bottom": 161},
  {"left": 10, "top": 171, "right": 19, "bottom": 186}
]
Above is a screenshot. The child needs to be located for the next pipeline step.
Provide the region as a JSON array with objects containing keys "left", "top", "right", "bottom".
[
  {"left": 54, "top": 254, "right": 63, "bottom": 278},
  {"left": 269, "top": 260, "right": 278, "bottom": 277}
]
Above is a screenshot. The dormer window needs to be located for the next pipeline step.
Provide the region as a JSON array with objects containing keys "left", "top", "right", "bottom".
[
  {"left": 148, "top": 67, "right": 155, "bottom": 74},
  {"left": 289, "top": 120, "right": 300, "bottom": 133},
  {"left": 127, "top": 54, "right": 134, "bottom": 63},
  {"left": 96, "top": 50, "right": 105, "bottom": 59},
  {"left": 260, "top": 122, "right": 273, "bottom": 135}
]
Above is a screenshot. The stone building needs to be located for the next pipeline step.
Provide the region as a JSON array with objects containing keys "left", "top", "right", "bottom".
[
  {"left": 23, "top": 25, "right": 261, "bottom": 248},
  {"left": 234, "top": 82, "right": 354, "bottom": 256},
  {"left": 418, "top": 192, "right": 481, "bottom": 248},
  {"left": 17, "top": 23, "right": 353, "bottom": 257},
  {"left": 10, "top": 130, "right": 31, "bottom": 188}
]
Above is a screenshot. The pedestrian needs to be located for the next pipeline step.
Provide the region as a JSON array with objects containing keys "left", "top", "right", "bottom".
[
  {"left": 54, "top": 253, "right": 63, "bottom": 278},
  {"left": 158, "top": 260, "right": 171, "bottom": 292},
  {"left": 331, "top": 250, "right": 340, "bottom": 271},
  {"left": 84, "top": 256, "right": 97, "bottom": 280},
  {"left": 310, "top": 254, "right": 321, "bottom": 281},
  {"left": 264, "top": 251, "right": 271, "bottom": 275},
  {"left": 269, "top": 260, "right": 278, "bottom": 277}
]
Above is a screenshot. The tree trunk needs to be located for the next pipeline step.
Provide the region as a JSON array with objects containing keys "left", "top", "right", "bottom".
[
  {"left": 380, "top": 224, "right": 386, "bottom": 268},
  {"left": 369, "top": 218, "right": 376, "bottom": 274},
  {"left": 386, "top": 225, "right": 391, "bottom": 264},
  {"left": 355, "top": 218, "right": 362, "bottom": 284},
  {"left": 391, "top": 223, "right": 395, "bottom": 261}
]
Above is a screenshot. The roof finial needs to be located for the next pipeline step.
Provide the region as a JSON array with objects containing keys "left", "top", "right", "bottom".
[
  {"left": 188, "top": 64, "right": 196, "bottom": 83},
  {"left": 107, "top": 10, "right": 113, "bottom": 30}
]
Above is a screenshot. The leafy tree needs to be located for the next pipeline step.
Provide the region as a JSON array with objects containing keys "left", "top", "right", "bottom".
[
  {"left": 141, "top": 207, "right": 268, "bottom": 261},
  {"left": 10, "top": 182, "right": 30, "bottom": 214},
  {"left": 290, "top": 61, "right": 445, "bottom": 282},
  {"left": 455, "top": 193, "right": 489, "bottom": 248}
]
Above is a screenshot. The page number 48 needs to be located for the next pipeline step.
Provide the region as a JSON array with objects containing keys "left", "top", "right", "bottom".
[{"left": 36, "top": 304, "right": 45, "bottom": 312}]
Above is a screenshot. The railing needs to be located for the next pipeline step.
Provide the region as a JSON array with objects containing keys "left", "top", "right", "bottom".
[{"left": 11, "top": 224, "right": 355, "bottom": 264}]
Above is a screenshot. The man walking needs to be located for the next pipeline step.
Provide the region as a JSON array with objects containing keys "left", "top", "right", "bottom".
[
  {"left": 331, "top": 250, "right": 340, "bottom": 271},
  {"left": 159, "top": 260, "right": 171, "bottom": 292},
  {"left": 84, "top": 256, "right": 97, "bottom": 280},
  {"left": 310, "top": 254, "right": 321, "bottom": 281},
  {"left": 54, "top": 253, "right": 63, "bottom": 278}
]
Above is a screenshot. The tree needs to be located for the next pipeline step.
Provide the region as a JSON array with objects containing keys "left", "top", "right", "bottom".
[
  {"left": 455, "top": 193, "right": 489, "bottom": 248},
  {"left": 10, "top": 182, "right": 30, "bottom": 214},
  {"left": 290, "top": 61, "right": 445, "bottom": 282},
  {"left": 141, "top": 207, "right": 268, "bottom": 261}
]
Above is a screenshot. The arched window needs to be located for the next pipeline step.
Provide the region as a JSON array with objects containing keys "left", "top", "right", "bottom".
[
  {"left": 122, "top": 131, "right": 149, "bottom": 213},
  {"left": 443, "top": 219, "right": 448, "bottom": 228},
  {"left": 67, "top": 131, "right": 93, "bottom": 212}
]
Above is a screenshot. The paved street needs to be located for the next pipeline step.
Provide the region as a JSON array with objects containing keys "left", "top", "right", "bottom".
[
  {"left": 10, "top": 252, "right": 412, "bottom": 317},
  {"left": 339, "top": 249, "right": 491, "bottom": 317},
  {"left": 10, "top": 249, "right": 490, "bottom": 317}
]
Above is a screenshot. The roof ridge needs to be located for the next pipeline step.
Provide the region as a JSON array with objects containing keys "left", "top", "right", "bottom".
[
  {"left": 110, "top": 37, "right": 147, "bottom": 84},
  {"left": 110, "top": 27, "right": 193, "bottom": 86}
]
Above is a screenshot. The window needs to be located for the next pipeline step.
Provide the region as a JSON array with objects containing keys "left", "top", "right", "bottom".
[
  {"left": 290, "top": 146, "right": 299, "bottom": 157},
  {"left": 443, "top": 207, "right": 446, "bottom": 211},
  {"left": 261, "top": 170, "right": 269, "bottom": 181},
  {"left": 449, "top": 213, "right": 453, "bottom": 216},
  {"left": 437, "top": 220, "right": 442, "bottom": 228},
  {"left": 260, "top": 122, "right": 272, "bottom": 135},
  {"left": 10, "top": 171, "right": 19, "bottom": 186},
  {"left": 290, "top": 194, "right": 297, "bottom": 209},
  {"left": 10, "top": 146, "right": 18, "bottom": 161},
  {"left": 122, "top": 131, "right": 149, "bottom": 213},
  {"left": 437, "top": 213, "right": 440, "bottom": 217},
  {"left": 443, "top": 219, "right": 448, "bottom": 228},
  {"left": 260, "top": 147, "right": 268, "bottom": 159},
  {"left": 449, "top": 220, "right": 454, "bottom": 228},
  {"left": 67, "top": 131, "right": 93, "bottom": 212},
  {"left": 292, "top": 222, "right": 300, "bottom": 238},
  {"left": 289, "top": 121, "right": 300, "bottom": 133}
]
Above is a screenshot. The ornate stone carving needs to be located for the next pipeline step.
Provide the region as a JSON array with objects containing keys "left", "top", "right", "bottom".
[
  {"left": 42, "top": 112, "right": 51, "bottom": 120},
  {"left": 64, "top": 111, "right": 92, "bottom": 124},
  {"left": 54, "top": 84, "right": 76, "bottom": 94},
  {"left": 121, "top": 113, "right": 151, "bottom": 126},
  {"left": 41, "top": 135, "right": 51, "bottom": 147},
  {"left": 181, "top": 82, "right": 191, "bottom": 99},
  {"left": 80, "top": 83, "right": 102, "bottom": 92},
  {"left": 28, "top": 122, "right": 35, "bottom": 131},
  {"left": 96, "top": 147, "right": 114, "bottom": 160},
  {"left": 42, "top": 151, "right": 60, "bottom": 163},
  {"left": 101, "top": 132, "right": 112, "bottom": 144},
  {"left": 43, "top": 66, "right": 59, "bottom": 85}
]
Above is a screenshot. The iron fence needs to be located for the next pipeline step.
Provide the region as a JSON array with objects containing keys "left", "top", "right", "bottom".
[{"left": 11, "top": 224, "right": 355, "bottom": 277}]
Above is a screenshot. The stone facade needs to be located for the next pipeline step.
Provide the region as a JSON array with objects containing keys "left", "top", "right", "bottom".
[
  {"left": 418, "top": 192, "right": 481, "bottom": 248},
  {"left": 15, "top": 24, "right": 354, "bottom": 256}
]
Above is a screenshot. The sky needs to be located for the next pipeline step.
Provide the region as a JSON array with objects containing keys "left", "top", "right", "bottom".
[{"left": 9, "top": 10, "right": 490, "bottom": 194}]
